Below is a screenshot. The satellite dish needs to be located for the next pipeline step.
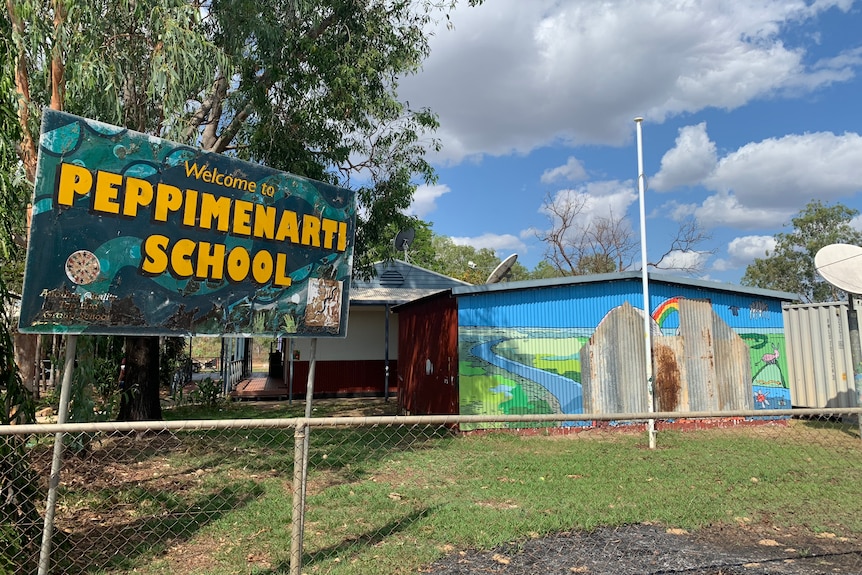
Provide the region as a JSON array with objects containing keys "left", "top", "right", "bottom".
[
  {"left": 815, "top": 243, "right": 862, "bottom": 294},
  {"left": 393, "top": 228, "right": 415, "bottom": 262},
  {"left": 486, "top": 253, "right": 518, "bottom": 284},
  {"left": 393, "top": 228, "right": 415, "bottom": 252}
]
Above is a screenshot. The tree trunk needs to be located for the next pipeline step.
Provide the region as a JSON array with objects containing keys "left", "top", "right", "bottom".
[
  {"left": 12, "top": 330, "right": 37, "bottom": 397},
  {"left": 117, "top": 336, "right": 162, "bottom": 421}
]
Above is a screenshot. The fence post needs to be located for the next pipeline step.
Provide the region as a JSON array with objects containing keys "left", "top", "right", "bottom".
[
  {"left": 290, "top": 422, "right": 308, "bottom": 575},
  {"left": 38, "top": 334, "right": 77, "bottom": 575}
]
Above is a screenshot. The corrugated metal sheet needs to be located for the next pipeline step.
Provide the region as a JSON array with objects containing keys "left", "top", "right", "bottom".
[
  {"left": 581, "top": 299, "right": 752, "bottom": 414},
  {"left": 678, "top": 298, "right": 751, "bottom": 411},
  {"left": 783, "top": 302, "right": 856, "bottom": 408},
  {"left": 581, "top": 302, "right": 649, "bottom": 414}
]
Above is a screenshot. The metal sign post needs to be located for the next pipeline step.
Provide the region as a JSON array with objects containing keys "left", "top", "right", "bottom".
[{"left": 37, "top": 334, "right": 77, "bottom": 575}]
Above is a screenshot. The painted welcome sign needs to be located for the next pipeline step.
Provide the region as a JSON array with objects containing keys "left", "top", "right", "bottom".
[{"left": 18, "top": 110, "right": 357, "bottom": 337}]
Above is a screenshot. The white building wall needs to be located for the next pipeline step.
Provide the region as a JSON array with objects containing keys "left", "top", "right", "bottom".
[{"left": 289, "top": 306, "right": 398, "bottom": 361}]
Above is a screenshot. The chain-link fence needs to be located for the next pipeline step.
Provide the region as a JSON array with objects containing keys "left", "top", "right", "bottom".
[{"left": 2, "top": 409, "right": 862, "bottom": 575}]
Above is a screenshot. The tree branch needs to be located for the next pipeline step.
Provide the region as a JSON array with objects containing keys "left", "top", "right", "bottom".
[
  {"left": 50, "top": 0, "right": 67, "bottom": 111},
  {"left": 7, "top": 0, "right": 37, "bottom": 182}
]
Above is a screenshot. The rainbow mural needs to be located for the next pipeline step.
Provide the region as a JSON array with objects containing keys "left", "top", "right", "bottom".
[{"left": 652, "top": 297, "right": 679, "bottom": 328}]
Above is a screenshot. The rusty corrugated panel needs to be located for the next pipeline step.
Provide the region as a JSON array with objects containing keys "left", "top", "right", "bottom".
[
  {"left": 653, "top": 337, "right": 685, "bottom": 411},
  {"left": 783, "top": 302, "right": 855, "bottom": 408},
  {"left": 581, "top": 302, "right": 649, "bottom": 414}
]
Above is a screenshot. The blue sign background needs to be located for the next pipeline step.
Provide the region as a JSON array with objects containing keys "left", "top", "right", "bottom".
[{"left": 18, "top": 110, "right": 357, "bottom": 337}]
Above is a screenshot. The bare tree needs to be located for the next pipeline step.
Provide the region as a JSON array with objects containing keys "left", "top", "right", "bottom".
[{"left": 537, "top": 192, "right": 712, "bottom": 275}]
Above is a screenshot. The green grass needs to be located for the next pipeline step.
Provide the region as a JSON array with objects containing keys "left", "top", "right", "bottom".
[{"left": 53, "top": 416, "right": 862, "bottom": 575}]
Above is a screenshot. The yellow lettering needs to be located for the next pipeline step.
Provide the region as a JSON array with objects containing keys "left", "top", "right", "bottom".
[
  {"left": 182, "top": 189, "right": 199, "bottom": 227},
  {"left": 140, "top": 235, "right": 169, "bottom": 275},
  {"left": 199, "top": 192, "right": 231, "bottom": 232},
  {"left": 56, "top": 163, "right": 93, "bottom": 206},
  {"left": 154, "top": 183, "right": 183, "bottom": 222},
  {"left": 301, "top": 214, "right": 321, "bottom": 247},
  {"left": 195, "top": 241, "right": 226, "bottom": 280},
  {"left": 184, "top": 161, "right": 204, "bottom": 179},
  {"left": 232, "top": 200, "right": 253, "bottom": 236},
  {"left": 123, "top": 177, "right": 154, "bottom": 217},
  {"left": 253, "top": 204, "right": 276, "bottom": 240},
  {"left": 321, "top": 219, "right": 338, "bottom": 250},
  {"left": 93, "top": 170, "right": 122, "bottom": 214},
  {"left": 274, "top": 253, "right": 292, "bottom": 287},
  {"left": 170, "top": 238, "right": 196, "bottom": 278},
  {"left": 337, "top": 221, "right": 347, "bottom": 251},
  {"left": 275, "top": 211, "right": 300, "bottom": 243},
  {"left": 226, "top": 246, "right": 250, "bottom": 283},
  {"left": 251, "top": 250, "right": 273, "bottom": 284}
]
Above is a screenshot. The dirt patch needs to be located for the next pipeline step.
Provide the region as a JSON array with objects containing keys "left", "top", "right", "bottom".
[{"left": 421, "top": 523, "right": 862, "bottom": 575}]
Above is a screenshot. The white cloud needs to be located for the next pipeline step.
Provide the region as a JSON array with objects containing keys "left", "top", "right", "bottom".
[
  {"left": 651, "top": 123, "right": 717, "bottom": 191},
  {"left": 694, "top": 192, "right": 794, "bottom": 230},
  {"left": 541, "top": 156, "right": 587, "bottom": 184},
  {"left": 399, "top": 0, "right": 858, "bottom": 164},
  {"left": 450, "top": 233, "right": 527, "bottom": 256},
  {"left": 650, "top": 129, "right": 862, "bottom": 230},
  {"left": 655, "top": 250, "right": 710, "bottom": 272},
  {"left": 713, "top": 235, "right": 778, "bottom": 272},
  {"left": 407, "top": 184, "right": 450, "bottom": 218},
  {"left": 705, "top": 132, "right": 862, "bottom": 207},
  {"left": 541, "top": 181, "right": 639, "bottom": 226}
]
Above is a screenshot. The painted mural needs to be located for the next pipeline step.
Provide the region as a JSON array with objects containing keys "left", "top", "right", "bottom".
[
  {"left": 652, "top": 296, "right": 791, "bottom": 410},
  {"left": 458, "top": 290, "right": 791, "bottom": 430}
]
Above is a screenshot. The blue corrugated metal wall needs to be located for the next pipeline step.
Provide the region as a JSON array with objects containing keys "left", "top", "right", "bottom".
[{"left": 454, "top": 277, "right": 790, "bottom": 429}]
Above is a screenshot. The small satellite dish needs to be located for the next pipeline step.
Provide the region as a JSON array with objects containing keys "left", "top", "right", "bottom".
[
  {"left": 815, "top": 243, "right": 862, "bottom": 294},
  {"left": 486, "top": 254, "right": 518, "bottom": 284},
  {"left": 393, "top": 228, "right": 415, "bottom": 252}
]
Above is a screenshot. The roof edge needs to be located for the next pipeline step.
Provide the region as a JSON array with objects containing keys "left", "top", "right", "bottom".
[{"left": 450, "top": 271, "right": 801, "bottom": 301}]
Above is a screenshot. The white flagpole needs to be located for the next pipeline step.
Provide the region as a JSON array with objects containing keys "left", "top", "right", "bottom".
[{"left": 635, "top": 117, "right": 656, "bottom": 449}]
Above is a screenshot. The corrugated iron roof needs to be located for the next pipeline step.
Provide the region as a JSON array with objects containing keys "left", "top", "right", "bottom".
[
  {"left": 349, "top": 287, "right": 451, "bottom": 305},
  {"left": 351, "top": 260, "right": 471, "bottom": 290},
  {"left": 450, "top": 270, "right": 800, "bottom": 302}
]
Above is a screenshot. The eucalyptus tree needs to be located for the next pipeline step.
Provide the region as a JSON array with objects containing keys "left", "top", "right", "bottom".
[
  {"left": 742, "top": 200, "right": 862, "bottom": 303},
  {"left": 7, "top": 0, "right": 482, "bottom": 419},
  {"left": 0, "top": 10, "right": 28, "bottom": 292}
]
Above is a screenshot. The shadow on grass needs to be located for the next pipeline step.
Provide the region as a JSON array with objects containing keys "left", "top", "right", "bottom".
[
  {"left": 259, "top": 506, "right": 434, "bottom": 574},
  {"left": 53, "top": 481, "right": 265, "bottom": 574}
]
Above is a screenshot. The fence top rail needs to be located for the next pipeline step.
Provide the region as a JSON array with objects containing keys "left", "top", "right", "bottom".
[{"left": 0, "top": 408, "right": 859, "bottom": 435}]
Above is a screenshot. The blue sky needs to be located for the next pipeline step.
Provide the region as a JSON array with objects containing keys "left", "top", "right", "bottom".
[{"left": 397, "top": 0, "right": 862, "bottom": 284}]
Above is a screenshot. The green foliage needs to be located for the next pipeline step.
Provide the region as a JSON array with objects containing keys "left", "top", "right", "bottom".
[
  {"left": 0, "top": 279, "right": 40, "bottom": 572},
  {"left": 742, "top": 200, "right": 862, "bottom": 302},
  {"left": 200, "top": 0, "right": 449, "bottom": 276},
  {"left": 529, "top": 260, "right": 565, "bottom": 280},
  {"left": 0, "top": 9, "right": 29, "bottom": 293},
  {"left": 62, "top": 336, "right": 125, "bottom": 452},
  {"left": 159, "top": 337, "right": 189, "bottom": 390},
  {"left": 8, "top": 0, "right": 485, "bottom": 421},
  {"left": 425, "top": 236, "right": 501, "bottom": 284},
  {"left": 189, "top": 376, "right": 222, "bottom": 407},
  {"left": 0, "top": 281, "right": 34, "bottom": 426}
]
